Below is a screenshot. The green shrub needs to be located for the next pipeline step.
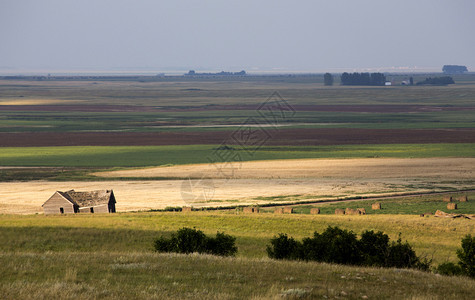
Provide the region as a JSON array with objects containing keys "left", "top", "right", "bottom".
[
  {"left": 359, "top": 230, "right": 390, "bottom": 266},
  {"left": 172, "top": 227, "right": 208, "bottom": 254},
  {"left": 266, "top": 226, "right": 430, "bottom": 270},
  {"left": 319, "top": 226, "right": 361, "bottom": 265},
  {"left": 387, "top": 237, "right": 430, "bottom": 270},
  {"left": 266, "top": 234, "right": 301, "bottom": 260},
  {"left": 436, "top": 262, "right": 463, "bottom": 276},
  {"left": 457, "top": 234, "right": 475, "bottom": 278},
  {"left": 154, "top": 227, "right": 237, "bottom": 257},
  {"left": 206, "top": 232, "right": 238, "bottom": 256},
  {"left": 153, "top": 236, "right": 173, "bottom": 252}
]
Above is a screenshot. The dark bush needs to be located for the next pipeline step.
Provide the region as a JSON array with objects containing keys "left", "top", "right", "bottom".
[
  {"left": 457, "top": 234, "right": 475, "bottom": 278},
  {"left": 267, "top": 233, "right": 301, "bottom": 260},
  {"left": 386, "top": 237, "right": 428, "bottom": 270},
  {"left": 301, "top": 233, "right": 326, "bottom": 261},
  {"left": 266, "top": 226, "right": 430, "bottom": 271},
  {"left": 436, "top": 262, "right": 464, "bottom": 276},
  {"left": 359, "top": 230, "right": 390, "bottom": 266},
  {"left": 154, "top": 227, "right": 237, "bottom": 257},
  {"left": 172, "top": 227, "right": 208, "bottom": 254},
  {"left": 320, "top": 226, "right": 361, "bottom": 265},
  {"left": 206, "top": 231, "right": 238, "bottom": 256},
  {"left": 153, "top": 236, "right": 173, "bottom": 253}
]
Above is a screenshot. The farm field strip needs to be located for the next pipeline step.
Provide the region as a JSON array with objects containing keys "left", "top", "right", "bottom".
[
  {"left": 0, "top": 108, "right": 474, "bottom": 132},
  {"left": 1, "top": 177, "right": 473, "bottom": 214},
  {"left": 1, "top": 144, "right": 474, "bottom": 168},
  {"left": 95, "top": 157, "right": 475, "bottom": 179},
  {"left": 2, "top": 77, "right": 475, "bottom": 106}
]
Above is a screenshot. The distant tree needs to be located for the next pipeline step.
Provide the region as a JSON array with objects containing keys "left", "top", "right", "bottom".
[
  {"left": 340, "top": 72, "right": 385, "bottom": 86},
  {"left": 409, "top": 77, "right": 414, "bottom": 85},
  {"left": 416, "top": 76, "right": 455, "bottom": 85},
  {"left": 323, "top": 73, "right": 334, "bottom": 86},
  {"left": 370, "top": 73, "right": 386, "bottom": 86},
  {"left": 340, "top": 72, "right": 350, "bottom": 85},
  {"left": 443, "top": 65, "right": 468, "bottom": 74}
]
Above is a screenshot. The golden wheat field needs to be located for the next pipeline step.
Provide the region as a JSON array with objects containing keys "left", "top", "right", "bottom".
[
  {"left": 1, "top": 158, "right": 474, "bottom": 214},
  {"left": 95, "top": 157, "right": 475, "bottom": 179}
]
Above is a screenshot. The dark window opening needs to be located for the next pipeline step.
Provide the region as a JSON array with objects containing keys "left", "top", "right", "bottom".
[
  {"left": 59, "top": 207, "right": 64, "bottom": 214},
  {"left": 90, "top": 207, "right": 94, "bottom": 213}
]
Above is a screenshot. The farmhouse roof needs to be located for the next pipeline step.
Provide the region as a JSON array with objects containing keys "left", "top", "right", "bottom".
[{"left": 58, "top": 190, "right": 115, "bottom": 208}]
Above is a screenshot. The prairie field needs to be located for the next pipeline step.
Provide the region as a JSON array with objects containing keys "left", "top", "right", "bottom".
[
  {"left": 1, "top": 76, "right": 474, "bottom": 298},
  {"left": 0, "top": 211, "right": 474, "bottom": 299}
]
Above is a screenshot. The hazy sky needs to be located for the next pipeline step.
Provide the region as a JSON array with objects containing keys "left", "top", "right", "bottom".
[{"left": 1, "top": 0, "right": 474, "bottom": 73}]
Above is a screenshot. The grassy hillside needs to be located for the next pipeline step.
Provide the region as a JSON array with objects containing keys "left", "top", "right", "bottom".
[
  {"left": 1, "top": 252, "right": 474, "bottom": 299},
  {"left": 1, "top": 212, "right": 474, "bottom": 299},
  {"left": 1, "top": 212, "right": 473, "bottom": 264}
]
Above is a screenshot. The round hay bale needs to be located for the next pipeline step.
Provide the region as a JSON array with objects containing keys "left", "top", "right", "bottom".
[
  {"left": 335, "top": 208, "right": 345, "bottom": 215},
  {"left": 357, "top": 208, "right": 366, "bottom": 215},
  {"left": 447, "top": 203, "right": 457, "bottom": 210},
  {"left": 443, "top": 196, "right": 452, "bottom": 202},
  {"left": 310, "top": 208, "right": 320, "bottom": 215},
  {"left": 274, "top": 207, "right": 284, "bottom": 214},
  {"left": 182, "top": 206, "right": 192, "bottom": 212},
  {"left": 371, "top": 203, "right": 381, "bottom": 210},
  {"left": 345, "top": 208, "right": 360, "bottom": 215},
  {"left": 458, "top": 195, "right": 468, "bottom": 202},
  {"left": 435, "top": 210, "right": 449, "bottom": 217},
  {"left": 283, "top": 207, "right": 293, "bottom": 214},
  {"left": 243, "top": 207, "right": 254, "bottom": 213}
]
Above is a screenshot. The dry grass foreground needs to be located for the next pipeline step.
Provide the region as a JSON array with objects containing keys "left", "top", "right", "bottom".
[{"left": 1, "top": 158, "right": 474, "bottom": 214}]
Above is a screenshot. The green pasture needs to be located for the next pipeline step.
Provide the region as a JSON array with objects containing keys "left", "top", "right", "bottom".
[
  {"left": 0, "top": 108, "right": 474, "bottom": 132},
  {"left": 280, "top": 191, "right": 475, "bottom": 216},
  {"left": 0, "top": 143, "right": 474, "bottom": 168}
]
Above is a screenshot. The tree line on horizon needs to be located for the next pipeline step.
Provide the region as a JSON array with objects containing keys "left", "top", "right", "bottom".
[{"left": 324, "top": 72, "right": 386, "bottom": 86}]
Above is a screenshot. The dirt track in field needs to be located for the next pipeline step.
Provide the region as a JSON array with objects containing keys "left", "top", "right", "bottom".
[{"left": 1, "top": 128, "right": 474, "bottom": 147}]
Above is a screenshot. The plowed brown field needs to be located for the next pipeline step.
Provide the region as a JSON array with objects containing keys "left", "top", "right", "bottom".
[{"left": 1, "top": 128, "right": 474, "bottom": 147}]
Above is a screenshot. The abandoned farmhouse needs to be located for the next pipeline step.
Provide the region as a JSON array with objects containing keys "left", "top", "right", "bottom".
[{"left": 42, "top": 190, "right": 116, "bottom": 215}]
